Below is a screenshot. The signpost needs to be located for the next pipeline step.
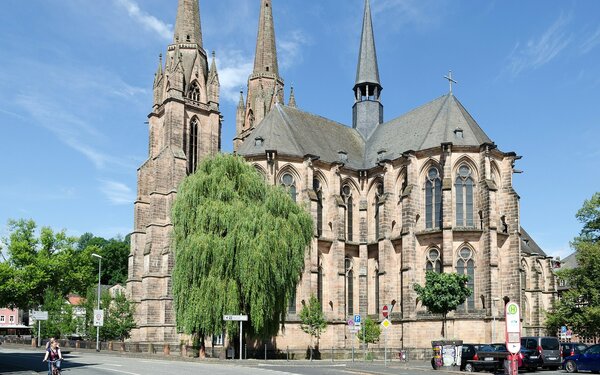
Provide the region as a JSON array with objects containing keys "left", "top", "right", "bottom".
[
  {"left": 224, "top": 315, "right": 248, "bottom": 360},
  {"left": 382, "top": 305, "right": 389, "bottom": 319},
  {"left": 381, "top": 318, "right": 391, "bottom": 366},
  {"left": 31, "top": 311, "right": 48, "bottom": 347},
  {"left": 505, "top": 302, "right": 521, "bottom": 375}
]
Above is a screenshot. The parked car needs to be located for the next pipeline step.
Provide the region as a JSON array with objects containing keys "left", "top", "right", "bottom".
[
  {"left": 462, "top": 344, "right": 486, "bottom": 371},
  {"left": 563, "top": 344, "right": 600, "bottom": 373},
  {"left": 464, "top": 345, "right": 502, "bottom": 372},
  {"left": 561, "top": 343, "right": 589, "bottom": 361},
  {"left": 490, "top": 343, "right": 538, "bottom": 372},
  {"left": 521, "top": 336, "right": 562, "bottom": 370}
]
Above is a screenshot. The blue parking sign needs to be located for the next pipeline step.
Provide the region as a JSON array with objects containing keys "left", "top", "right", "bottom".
[{"left": 354, "top": 314, "right": 361, "bottom": 324}]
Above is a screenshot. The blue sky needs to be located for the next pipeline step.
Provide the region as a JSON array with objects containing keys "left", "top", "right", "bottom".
[{"left": 1, "top": 0, "right": 599, "bottom": 260}]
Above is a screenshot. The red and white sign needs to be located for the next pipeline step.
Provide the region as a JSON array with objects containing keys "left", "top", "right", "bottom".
[
  {"left": 382, "top": 304, "right": 389, "bottom": 319},
  {"left": 93, "top": 309, "right": 104, "bottom": 327},
  {"left": 505, "top": 302, "right": 521, "bottom": 354}
]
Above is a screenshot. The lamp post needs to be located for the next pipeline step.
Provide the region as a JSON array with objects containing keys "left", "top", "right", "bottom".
[
  {"left": 92, "top": 253, "right": 102, "bottom": 352},
  {"left": 492, "top": 297, "right": 500, "bottom": 342}
]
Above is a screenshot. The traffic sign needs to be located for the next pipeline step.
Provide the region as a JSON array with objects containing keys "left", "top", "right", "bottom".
[
  {"left": 93, "top": 309, "right": 104, "bottom": 327},
  {"left": 505, "top": 302, "right": 521, "bottom": 354},
  {"left": 382, "top": 304, "right": 389, "bottom": 319},
  {"left": 349, "top": 325, "right": 360, "bottom": 334},
  {"left": 380, "top": 318, "right": 391, "bottom": 329},
  {"left": 353, "top": 314, "right": 361, "bottom": 325},
  {"left": 31, "top": 311, "right": 48, "bottom": 321},
  {"left": 347, "top": 319, "right": 354, "bottom": 327},
  {"left": 223, "top": 315, "right": 248, "bottom": 321}
]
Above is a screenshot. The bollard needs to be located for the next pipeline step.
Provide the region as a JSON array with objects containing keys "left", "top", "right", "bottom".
[
  {"left": 331, "top": 347, "right": 334, "bottom": 362},
  {"left": 287, "top": 346, "right": 289, "bottom": 361},
  {"left": 164, "top": 343, "right": 170, "bottom": 356},
  {"left": 265, "top": 344, "right": 267, "bottom": 360}
]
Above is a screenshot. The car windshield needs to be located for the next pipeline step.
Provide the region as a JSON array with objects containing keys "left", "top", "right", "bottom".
[
  {"left": 479, "top": 345, "right": 495, "bottom": 352},
  {"left": 576, "top": 344, "right": 588, "bottom": 352},
  {"left": 541, "top": 338, "right": 559, "bottom": 350}
]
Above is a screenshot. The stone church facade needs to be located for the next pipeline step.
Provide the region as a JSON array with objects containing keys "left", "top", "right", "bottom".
[{"left": 127, "top": 0, "right": 557, "bottom": 348}]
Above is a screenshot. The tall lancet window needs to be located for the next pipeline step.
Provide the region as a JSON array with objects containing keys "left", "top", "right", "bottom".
[
  {"left": 456, "top": 247, "right": 475, "bottom": 311},
  {"left": 425, "top": 167, "right": 442, "bottom": 229},
  {"left": 317, "top": 258, "right": 323, "bottom": 307},
  {"left": 342, "top": 184, "right": 353, "bottom": 241},
  {"left": 288, "top": 285, "right": 296, "bottom": 314},
  {"left": 426, "top": 248, "right": 442, "bottom": 273},
  {"left": 374, "top": 261, "right": 380, "bottom": 315},
  {"left": 188, "top": 81, "right": 201, "bottom": 102},
  {"left": 281, "top": 173, "right": 297, "bottom": 202},
  {"left": 455, "top": 165, "right": 475, "bottom": 227},
  {"left": 187, "top": 119, "right": 199, "bottom": 174},
  {"left": 313, "top": 179, "right": 323, "bottom": 237},
  {"left": 345, "top": 257, "right": 354, "bottom": 316},
  {"left": 375, "top": 182, "right": 384, "bottom": 239}
]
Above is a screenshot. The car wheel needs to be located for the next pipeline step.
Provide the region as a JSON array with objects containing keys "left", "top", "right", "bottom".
[
  {"left": 431, "top": 358, "right": 438, "bottom": 370},
  {"left": 464, "top": 363, "right": 475, "bottom": 372},
  {"left": 565, "top": 360, "right": 578, "bottom": 373}
]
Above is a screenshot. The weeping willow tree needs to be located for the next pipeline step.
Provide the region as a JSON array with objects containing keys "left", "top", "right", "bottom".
[{"left": 172, "top": 154, "right": 313, "bottom": 354}]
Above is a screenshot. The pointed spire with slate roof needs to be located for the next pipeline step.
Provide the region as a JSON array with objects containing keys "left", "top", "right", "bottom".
[
  {"left": 289, "top": 85, "right": 297, "bottom": 108},
  {"left": 253, "top": 0, "right": 279, "bottom": 76},
  {"left": 174, "top": 0, "right": 203, "bottom": 46},
  {"left": 352, "top": 0, "right": 383, "bottom": 140}
]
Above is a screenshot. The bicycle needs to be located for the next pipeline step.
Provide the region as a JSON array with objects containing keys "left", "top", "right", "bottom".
[{"left": 46, "top": 359, "right": 63, "bottom": 375}]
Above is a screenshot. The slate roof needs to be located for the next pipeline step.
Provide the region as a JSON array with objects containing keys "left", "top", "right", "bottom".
[
  {"left": 355, "top": 0, "right": 381, "bottom": 88},
  {"left": 521, "top": 228, "right": 547, "bottom": 256},
  {"left": 238, "top": 94, "right": 494, "bottom": 170},
  {"left": 560, "top": 252, "right": 578, "bottom": 269}
]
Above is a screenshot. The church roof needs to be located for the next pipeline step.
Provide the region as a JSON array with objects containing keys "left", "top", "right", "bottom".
[
  {"left": 238, "top": 94, "right": 494, "bottom": 170},
  {"left": 521, "top": 227, "right": 547, "bottom": 257}
]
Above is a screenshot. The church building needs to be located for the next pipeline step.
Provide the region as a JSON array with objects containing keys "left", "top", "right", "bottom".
[{"left": 127, "top": 0, "right": 557, "bottom": 349}]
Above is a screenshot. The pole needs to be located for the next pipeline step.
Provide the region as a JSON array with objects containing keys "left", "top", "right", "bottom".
[
  {"left": 352, "top": 331, "right": 355, "bottom": 362},
  {"left": 384, "top": 328, "right": 387, "bottom": 367},
  {"left": 239, "top": 320, "right": 243, "bottom": 360},
  {"left": 38, "top": 320, "right": 41, "bottom": 347},
  {"left": 96, "top": 257, "right": 101, "bottom": 351},
  {"left": 363, "top": 324, "right": 366, "bottom": 361}
]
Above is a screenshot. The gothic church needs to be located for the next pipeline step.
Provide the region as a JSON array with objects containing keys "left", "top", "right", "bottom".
[{"left": 127, "top": 0, "right": 557, "bottom": 349}]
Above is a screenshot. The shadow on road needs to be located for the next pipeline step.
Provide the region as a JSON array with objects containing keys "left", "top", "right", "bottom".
[{"left": 0, "top": 351, "right": 102, "bottom": 373}]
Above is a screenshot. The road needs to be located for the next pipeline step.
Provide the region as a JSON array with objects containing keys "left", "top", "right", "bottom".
[{"left": 0, "top": 346, "right": 567, "bottom": 375}]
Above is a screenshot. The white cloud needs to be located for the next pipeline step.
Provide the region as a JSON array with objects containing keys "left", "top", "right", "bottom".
[
  {"left": 113, "top": 0, "right": 173, "bottom": 41},
  {"left": 505, "top": 13, "right": 572, "bottom": 78},
  {"left": 100, "top": 180, "right": 135, "bottom": 206},
  {"left": 216, "top": 51, "right": 254, "bottom": 103},
  {"left": 278, "top": 30, "right": 311, "bottom": 70},
  {"left": 580, "top": 26, "right": 600, "bottom": 54}
]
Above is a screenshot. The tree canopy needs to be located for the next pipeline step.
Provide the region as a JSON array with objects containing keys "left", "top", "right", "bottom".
[
  {"left": 299, "top": 294, "right": 327, "bottom": 359},
  {"left": 414, "top": 271, "right": 471, "bottom": 337},
  {"left": 546, "top": 193, "right": 600, "bottom": 338},
  {"left": 172, "top": 154, "right": 313, "bottom": 342}
]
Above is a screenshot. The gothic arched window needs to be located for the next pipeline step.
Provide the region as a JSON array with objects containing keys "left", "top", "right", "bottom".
[
  {"left": 188, "top": 81, "right": 201, "bottom": 102},
  {"left": 456, "top": 247, "right": 475, "bottom": 311},
  {"left": 313, "top": 178, "right": 323, "bottom": 237},
  {"left": 455, "top": 165, "right": 475, "bottom": 227},
  {"left": 288, "top": 287, "right": 296, "bottom": 314},
  {"left": 342, "top": 184, "right": 353, "bottom": 242},
  {"left": 375, "top": 182, "right": 384, "bottom": 239},
  {"left": 374, "top": 263, "right": 380, "bottom": 315},
  {"left": 345, "top": 257, "right": 353, "bottom": 316},
  {"left": 281, "top": 173, "right": 297, "bottom": 202},
  {"left": 317, "top": 260, "right": 323, "bottom": 307},
  {"left": 426, "top": 248, "right": 442, "bottom": 273},
  {"left": 425, "top": 167, "right": 442, "bottom": 229},
  {"left": 187, "top": 119, "right": 199, "bottom": 173}
]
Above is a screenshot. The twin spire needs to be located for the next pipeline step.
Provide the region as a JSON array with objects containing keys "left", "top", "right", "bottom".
[
  {"left": 174, "top": 0, "right": 203, "bottom": 46},
  {"left": 253, "top": 0, "right": 279, "bottom": 76},
  {"left": 355, "top": 0, "right": 381, "bottom": 91}
]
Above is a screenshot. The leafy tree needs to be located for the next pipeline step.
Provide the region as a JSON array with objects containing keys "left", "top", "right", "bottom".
[
  {"left": 32, "top": 289, "right": 75, "bottom": 339},
  {"left": 299, "top": 295, "right": 327, "bottom": 360},
  {"left": 546, "top": 194, "right": 600, "bottom": 339},
  {"left": 101, "top": 291, "right": 136, "bottom": 341},
  {"left": 414, "top": 271, "right": 471, "bottom": 337},
  {"left": 357, "top": 317, "right": 381, "bottom": 348},
  {"left": 172, "top": 154, "right": 313, "bottom": 355}
]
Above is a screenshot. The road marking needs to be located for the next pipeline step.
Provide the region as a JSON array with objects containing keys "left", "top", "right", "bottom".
[
  {"left": 105, "top": 363, "right": 124, "bottom": 367},
  {"left": 98, "top": 368, "right": 142, "bottom": 375}
]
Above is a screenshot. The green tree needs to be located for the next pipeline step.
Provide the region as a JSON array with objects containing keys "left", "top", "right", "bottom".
[
  {"left": 171, "top": 154, "right": 313, "bottom": 355},
  {"left": 101, "top": 291, "right": 137, "bottom": 341},
  {"left": 414, "top": 271, "right": 471, "bottom": 337},
  {"left": 299, "top": 295, "right": 327, "bottom": 360},
  {"left": 32, "top": 289, "right": 75, "bottom": 339},
  {"left": 546, "top": 194, "right": 600, "bottom": 338},
  {"left": 357, "top": 317, "right": 381, "bottom": 348}
]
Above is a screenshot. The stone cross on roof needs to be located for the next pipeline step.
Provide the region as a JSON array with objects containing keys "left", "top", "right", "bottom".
[{"left": 444, "top": 70, "right": 457, "bottom": 94}]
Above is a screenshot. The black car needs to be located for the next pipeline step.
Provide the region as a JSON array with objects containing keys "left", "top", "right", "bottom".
[
  {"left": 521, "top": 336, "right": 562, "bottom": 370},
  {"left": 490, "top": 343, "right": 538, "bottom": 372},
  {"left": 561, "top": 343, "right": 588, "bottom": 361},
  {"left": 462, "top": 344, "right": 484, "bottom": 371}
]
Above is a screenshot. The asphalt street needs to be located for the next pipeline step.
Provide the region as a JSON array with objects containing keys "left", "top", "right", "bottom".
[{"left": 0, "top": 346, "right": 567, "bottom": 375}]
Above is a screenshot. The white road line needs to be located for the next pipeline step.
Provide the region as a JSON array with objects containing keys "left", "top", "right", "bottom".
[
  {"left": 105, "top": 363, "right": 124, "bottom": 367},
  {"left": 96, "top": 368, "right": 142, "bottom": 375}
]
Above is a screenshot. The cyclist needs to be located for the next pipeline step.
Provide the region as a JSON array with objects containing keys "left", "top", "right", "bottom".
[{"left": 43, "top": 340, "right": 63, "bottom": 374}]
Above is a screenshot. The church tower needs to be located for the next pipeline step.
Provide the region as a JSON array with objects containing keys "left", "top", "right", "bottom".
[
  {"left": 234, "top": 0, "right": 284, "bottom": 152},
  {"left": 127, "top": 0, "right": 221, "bottom": 343},
  {"left": 352, "top": 0, "right": 383, "bottom": 140}
]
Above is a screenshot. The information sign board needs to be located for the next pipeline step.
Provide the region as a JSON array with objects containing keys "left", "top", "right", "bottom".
[
  {"left": 505, "top": 302, "right": 521, "bottom": 354},
  {"left": 93, "top": 309, "right": 104, "bottom": 327},
  {"left": 223, "top": 315, "right": 248, "bottom": 321}
]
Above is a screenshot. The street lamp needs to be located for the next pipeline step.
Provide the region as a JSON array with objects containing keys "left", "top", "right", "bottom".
[
  {"left": 92, "top": 253, "right": 102, "bottom": 352},
  {"left": 492, "top": 297, "right": 501, "bottom": 341}
]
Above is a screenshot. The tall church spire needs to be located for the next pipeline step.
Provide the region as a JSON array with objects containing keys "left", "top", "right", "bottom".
[
  {"left": 253, "top": 0, "right": 279, "bottom": 76},
  {"left": 352, "top": 0, "right": 383, "bottom": 140},
  {"left": 234, "top": 0, "right": 284, "bottom": 152},
  {"left": 174, "top": 0, "right": 203, "bottom": 46}
]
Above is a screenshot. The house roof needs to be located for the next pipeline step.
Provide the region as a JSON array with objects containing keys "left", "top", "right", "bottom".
[{"left": 520, "top": 228, "right": 547, "bottom": 257}]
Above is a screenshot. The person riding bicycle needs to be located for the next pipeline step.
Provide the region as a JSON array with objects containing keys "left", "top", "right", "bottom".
[{"left": 43, "top": 340, "right": 63, "bottom": 374}]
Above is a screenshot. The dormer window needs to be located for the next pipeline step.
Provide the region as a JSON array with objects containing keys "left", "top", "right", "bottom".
[
  {"left": 454, "top": 128, "right": 464, "bottom": 139},
  {"left": 338, "top": 151, "right": 348, "bottom": 163},
  {"left": 255, "top": 137, "right": 264, "bottom": 147},
  {"left": 377, "top": 150, "right": 386, "bottom": 162}
]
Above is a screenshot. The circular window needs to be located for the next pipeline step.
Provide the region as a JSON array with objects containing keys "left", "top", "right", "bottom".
[
  {"left": 282, "top": 173, "right": 294, "bottom": 186},
  {"left": 428, "top": 249, "right": 440, "bottom": 260},
  {"left": 342, "top": 185, "right": 351, "bottom": 196},
  {"left": 428, "top": 168, "right": 439, "bottom": 180},
  {"left": 459, "top": 165, "right": 470, "bottom": 178},
  {"left": 459, "top": 248, "right": 472, "bottom": 259}
]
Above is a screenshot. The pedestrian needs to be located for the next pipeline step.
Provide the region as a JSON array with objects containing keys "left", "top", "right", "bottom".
[{"left": 43, "top": 340, "right": 62, "bottom": 374}]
